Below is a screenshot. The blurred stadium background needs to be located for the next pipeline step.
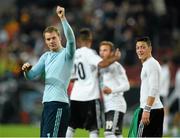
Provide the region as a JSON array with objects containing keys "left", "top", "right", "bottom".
[{"left": 0, "top": 0, "right": 180, "bottom": 137}]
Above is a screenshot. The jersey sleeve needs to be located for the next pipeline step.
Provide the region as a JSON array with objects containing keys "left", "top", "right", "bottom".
[
  {"left": 160, "top": 67, "right": 170, "bottom": 96},
  {"left": 61, "top": 19, "right": 76, "bottom": 58},
  {"left": 111, "top": 64, "right": 130, "bottom": 93},
  {"left": 147, "top": 62, "right": 161, "bottom": 97},
  {"left": 24, "top": 53, "right": 46, "bottom": 80},
  {"left": 70, "top": 63, "right": 78, "bottom": 80},
  {"left": 174, "top": 70, "right": 180, "bottom": 93},
  {"left": 86, "top": 49, "right": 102, "bottom": 67}
]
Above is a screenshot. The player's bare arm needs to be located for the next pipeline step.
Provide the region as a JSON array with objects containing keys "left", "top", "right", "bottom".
[
  {"left": 98, "top": 48, "right": 121, "bottom": 68},
  {"left": 141, "top": 96, "right": 155, "bottom": 125},
  {"left": 22, "top": 62, "right": 32, "bottom": 72}
]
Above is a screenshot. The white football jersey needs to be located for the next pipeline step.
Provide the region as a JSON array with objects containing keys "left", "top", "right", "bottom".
[
  {"left": 100, "top": 62, "right": 130, "bottom": 113},
  {"left": 160, "top": 64, "right": 170, "bottom": 97},
  {"left": 70, "top": 47, "right": 102, "bottom": 101},
  {"left": 173, "top": 68, "right": 180, "bottom": 98},
  {"left": 168, "top": 68, "right": 180, "bottom": 108},
  {"left": 140, "top": 57, "right": 163, "bottom": 109}
]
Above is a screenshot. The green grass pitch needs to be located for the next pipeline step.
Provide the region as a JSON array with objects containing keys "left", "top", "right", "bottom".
[{"left": 0, "top": 124, "right": 129, "bottom": 137}]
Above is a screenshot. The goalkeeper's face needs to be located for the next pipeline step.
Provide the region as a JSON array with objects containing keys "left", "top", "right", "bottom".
[
  {"left": 44, "top": 31, "right": 62, "bottom": 52},
  {"left": 136, "top": 41, "right": 152, "bottom": 62},
  {"left": 99, "top": 45, "right": 112, "bottom": 59}
]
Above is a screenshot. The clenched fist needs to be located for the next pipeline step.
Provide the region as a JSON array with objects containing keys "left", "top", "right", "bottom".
[
  {"left": 109, "top": 48, "right": 121, "bottom": 62},
  {"left": 56, "top": 6, "right": 65, "bottom": 20},
  {"left": 114, "top": 48, "right": 121, "bottom": 61},
  {"left": 102, "top": 87, "right": 112, "bottom": 94},
  {"left": 22, "top": 62, "right": 32, "bottom": 72}
]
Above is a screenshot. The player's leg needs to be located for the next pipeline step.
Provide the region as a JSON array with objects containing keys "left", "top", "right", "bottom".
[
  {"left": 160, "top": 96, "right": 169, "bottom": 135},
  {"left": 40, "top": 101, "right": 70, "bottom": 137},
  {"left": 66, "top": 100, "right": 75, "bottom": 138},
  {"left": 89, "top": 130, "right": 99, "bottom": 138},
  {"left": 138, "top": 108, "right": 164, "bottom": 137},
  {"left": 57, "top": 102, "right": 70, "bottom": 137},
  {"left": 85, "top": 99, "right": 101, "bottom": 138},
  {"left": 66, "top": 100, "right": 85, "bottom": 137},
  {"left": 40, "top": 107, "right": 45, "bottom": 137},
  {"left": 152, "top": 109, "right": 164, "bottom": 137},
  {"left": 104, "top": 111, "right": 119, "bottom": 138},
  {"left": 115, "top": 112, "right": 124, "bottom": 138},
  {"left": 40, "top": 102, "right": 57, "bottom": 137},
  {"left": 66, "top": 100, "right": 89, "bottom": 138},
  {"left": 66, "top": 126, "right": 75, "bottom": 138}
]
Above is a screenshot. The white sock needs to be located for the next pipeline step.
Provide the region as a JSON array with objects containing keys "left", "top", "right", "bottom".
[
  {"left": 116, "top": 134, "right": 123, "bottom": 138},
  {"left": 66, "top": 127, "right": 75, "bottom": 138},
  {"left": 104, "top": 131, "right": 116, "bottom": 138},
  {"left": 163, "top": 115, "right": 169, "bottom": 134},
  {"left": 89, "top": 130, "right": 99, "bottom": 138}
]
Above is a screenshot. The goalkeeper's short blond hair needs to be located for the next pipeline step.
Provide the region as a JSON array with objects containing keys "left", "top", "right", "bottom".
[
  {"left": 99, "top": 41, "right": 115, "bottom": 52},
  {"left": 43, "top": 26, "right": 60, "bottom": 38}
]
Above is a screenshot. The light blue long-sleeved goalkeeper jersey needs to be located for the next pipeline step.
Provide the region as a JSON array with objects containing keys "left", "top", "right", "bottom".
[{"left": 25, "top": 19, "right": 76, "bottom": 103}]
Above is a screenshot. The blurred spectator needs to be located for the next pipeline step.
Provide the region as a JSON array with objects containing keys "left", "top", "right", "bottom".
[{"left": 159, "top": 56, "right": 171, "bottom": 135}]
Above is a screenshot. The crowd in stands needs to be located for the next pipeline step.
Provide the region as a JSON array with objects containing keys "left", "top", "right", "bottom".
[{"left": 0, "top": 0, "right": 180, "bottom": 124}]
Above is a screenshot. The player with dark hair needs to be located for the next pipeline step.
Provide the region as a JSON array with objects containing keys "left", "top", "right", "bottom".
[
  {"left": 159, "top": 56, "right": 171, "bottom": 135},
  {"left": 22, "top": 6, "right": 76, "bottom": 137},
  {"left": 66, "top": 28, "right": 121, "bottom": 138},
  {"left": 131, "top": 36, "right": 164, "bottom": 137}
]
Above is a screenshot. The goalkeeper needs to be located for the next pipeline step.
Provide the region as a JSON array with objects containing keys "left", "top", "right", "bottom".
[{"left": 22, "top": 6, "right": 76, "bottom": 137}]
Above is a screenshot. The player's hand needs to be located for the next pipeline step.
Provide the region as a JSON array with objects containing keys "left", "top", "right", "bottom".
[
  {"left": 141, "top": 111, "right": 150, "bottom": 126},
  {"left": 102, "top": 87, "right": 112, "bottom": 94},
  {"left": 114, "top": 48, "right": 121, "bottom": 61},
  {"left": 22, "top": 62, "right": 32, "bottom": 72},
  {"left": 56, "top": 6, "right": 65, "bottom": 20}
]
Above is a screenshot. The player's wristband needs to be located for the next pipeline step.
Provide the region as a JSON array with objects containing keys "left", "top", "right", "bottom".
[{"left": 143, "top": 105, "right": 151, "bottom": 112}]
